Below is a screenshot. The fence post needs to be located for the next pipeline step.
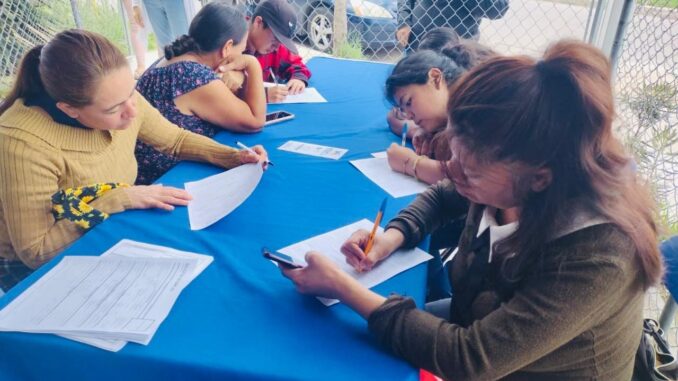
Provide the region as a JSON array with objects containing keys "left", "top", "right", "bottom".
[
  {"left": 588, "top": 0, "right": 630, "bottom": 59},
  {"left": 119, "top": 0, "right": 132, "bottom": 58},
  {"left": 333, "top": 0, "right": 347, "bottom": 53},
  {"left": 609, "top": 0, "right": 635, "bottom": 72},
  {"left": 70, "top": 0, "right": 83, "bottom": 28}
]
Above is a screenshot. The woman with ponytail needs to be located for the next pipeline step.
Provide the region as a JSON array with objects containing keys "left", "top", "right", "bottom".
[
  {"left": 280, "top": 40, "right": 661, "bottom": 380},
  {"left": 0, "top": 29, "right": 267, "bottom": 291},
  {"left": 135, "top": 1, "right": 266, "bottom": 185}
]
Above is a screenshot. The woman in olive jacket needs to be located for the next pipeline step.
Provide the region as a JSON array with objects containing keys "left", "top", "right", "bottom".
[{"left": 280, "top": 40, "right": 662, "bottom": 381}]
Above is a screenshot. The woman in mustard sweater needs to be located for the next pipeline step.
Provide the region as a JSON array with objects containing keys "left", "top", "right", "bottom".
[
  {"left": 280, "top": 41, "right": 662, "bottom": 380},
  {"left": 0, "top": 29, "right": 268, "bottom": 291}
]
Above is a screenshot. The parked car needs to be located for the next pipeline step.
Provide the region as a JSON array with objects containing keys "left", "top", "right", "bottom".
[{"left": 246, "top": 0, "right": 398, "bottom": 52}]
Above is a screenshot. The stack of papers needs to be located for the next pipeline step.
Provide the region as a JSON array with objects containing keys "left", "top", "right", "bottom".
[
  {"left": 277, "top": 219, "right": 432, "bottom": 306},
  {"left": 350, "top": 157, "right": 429, "bottom": 198},
  {"left": 0, "top": 240, "right": 212, "bottom": 352}
]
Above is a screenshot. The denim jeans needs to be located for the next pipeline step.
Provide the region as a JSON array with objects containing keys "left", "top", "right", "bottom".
[{"left": 142, "top": 0, "right": 189, "bottom": 49}]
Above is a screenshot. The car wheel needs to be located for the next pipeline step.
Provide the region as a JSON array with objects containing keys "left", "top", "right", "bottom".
[{"left": 307, "top": 7, "right": 333, "bottom": 52}]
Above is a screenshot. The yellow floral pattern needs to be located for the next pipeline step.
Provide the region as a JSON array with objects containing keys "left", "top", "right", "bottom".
[{"left": 51, "top": 183, "right": 129, "bottom": 230}]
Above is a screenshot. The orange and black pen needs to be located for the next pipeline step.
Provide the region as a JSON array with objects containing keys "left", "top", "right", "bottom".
[{"left": 364, "top": 197, "right": 388, "bottom": 255}]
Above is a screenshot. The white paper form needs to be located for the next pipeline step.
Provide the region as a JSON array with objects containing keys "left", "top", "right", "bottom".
[
  {"left": 263, "top": 82, "right": 327, "bottom": 104},
  {"left": 62, "top": 240, "right": 214, "bottom": 351},
  {"left": 186, "top": 163, "right": 263, "bottom": 230},
  {"left": 278, "top": 219, "right": 432, "bottom": 306},
  {"left": 371, "top": 151, "right": 387, "bottom": 158},
  {"left": 0, "top": 256, "right": 197, "bottom": 343},
  {"left": 350, "top": 157, "right": 429, "bottom": 198},
  {"left": 278, "top": 140, "right": 347, "bottom": 160}
]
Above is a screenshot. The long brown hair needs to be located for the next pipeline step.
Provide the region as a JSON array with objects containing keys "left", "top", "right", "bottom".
[
  {"left": 447, "top": 40, "right": 662, "bottom": 289},
  {"left": 0, "top": 29, "right": 128, "bottom": 115}
]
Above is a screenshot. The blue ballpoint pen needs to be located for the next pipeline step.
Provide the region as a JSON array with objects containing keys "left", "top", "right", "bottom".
[
  {"left": 236, "top": 141, "right": 274, "bottom": 166},
  {"left": 401, "top": 122, "right": 408, "bottom": 146}
]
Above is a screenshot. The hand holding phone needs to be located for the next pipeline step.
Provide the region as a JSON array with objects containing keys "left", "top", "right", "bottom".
[
  {"left": 262, "top": 247, "right": 303, "bottom": 269},
  {"left": 265, "top": 111, "right": 295, "bottom": 126}
]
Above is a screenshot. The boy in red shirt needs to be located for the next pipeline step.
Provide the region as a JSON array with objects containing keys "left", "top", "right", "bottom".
[{"left": 246, "top": 0, "right": 312, "bottom": 103}]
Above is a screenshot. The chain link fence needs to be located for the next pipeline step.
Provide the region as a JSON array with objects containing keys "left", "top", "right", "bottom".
[
  {"left": 614, "top": 0, "right": 678, "bottom": 350},
  {"left": 0, "top": 0, "right": 130, "bottom": 98},
  {"left": 1, "top": 0, "right": 677, "bottom": 352}
]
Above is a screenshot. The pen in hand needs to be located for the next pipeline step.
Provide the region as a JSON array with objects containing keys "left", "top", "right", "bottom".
[
  {"left": 364, "top": 197, "right": 388, "bottom": 255},
  {"left": 269, "top": 67, "right": 279, "bottom": 86},
  {"left": 235, "top": 141, "right": 274, "bottom": 166},
  {"left": 401, "top": 123, "right": 408, "bottom": 146}
]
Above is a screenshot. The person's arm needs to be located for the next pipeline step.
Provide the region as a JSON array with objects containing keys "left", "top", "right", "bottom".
[
  {"left": 276, "top": 46, "right": 311, "bottom": 84},
  {"left": 368, "top": 229, "right": 635, "bottom": 380},
  {"left": 136, "top": 93, "right": 255, "bottom": 169},
  {"left": 0, "top": 138, "right": 131, "bottom": 268},
  {"left": 386, "top": 179, "right": 469, "bottom": 248},
  {"left": 386, "top": 144, "right": 444, "bottom": 184},
  {"left": 408, "top": 156, "right": 445, "bottom": 184},
  {"left": 469, "top": 0, "right": 509, "bottom": 19},
  {"left": 179, "top": 56, "right": 266, "bottom": 132}
]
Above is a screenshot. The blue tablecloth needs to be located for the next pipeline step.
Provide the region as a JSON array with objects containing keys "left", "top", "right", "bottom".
[{"left": 0, "top": 57, "right": 425, "bottom": 381}]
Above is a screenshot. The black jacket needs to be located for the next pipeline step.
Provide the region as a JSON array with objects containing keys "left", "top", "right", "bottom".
[{"left": 398, "top": 0, "right": 509, "bottom": 45}]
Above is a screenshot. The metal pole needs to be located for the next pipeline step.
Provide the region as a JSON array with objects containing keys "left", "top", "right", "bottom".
[
  {"left": 119, "top": 0, "right": 132, "bottom": 57},
  {"left": 587, "top": 0, "right": 606, "bottom": 43},
  {"left": 70, "top": 0, "right": 83, "bottom": 28},
  {"left": 583, "top": 0, "right": 597, "bottom": 40},
  {"left": 659, "top": 296, "right": 678, "bottom": 332},
  {"left": 609, "top": 0, "right": 635, "bottom": 73}
]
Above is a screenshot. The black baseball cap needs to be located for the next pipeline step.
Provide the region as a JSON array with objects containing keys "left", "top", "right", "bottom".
[{"left": 253, "top": 0, "right": 299, "bottom": 54}]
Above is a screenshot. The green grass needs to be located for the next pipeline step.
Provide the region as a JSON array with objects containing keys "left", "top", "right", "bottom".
[
  {"left": 148, "top": 33, "right": 157, "bottom": 52},
  {"left": 540, "top": 0, "right": 677, "bottom": 8},
  {"left": 332, "top": 34, "right": 365, "bottom": 60},
  {"left": 36, "top": 0, "right": 129, "bottom": 54},
  {"left": 0, "top": 76, "right": 13, "bottom": 99},
  {"left": 642, "top": 0, "right": 678, "bottom": 8},
  {"left": 78, "top": 1, "right": 129, "bottom": 55}
]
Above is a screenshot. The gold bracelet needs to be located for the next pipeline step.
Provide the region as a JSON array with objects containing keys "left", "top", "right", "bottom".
[{"left": 412, "top": 156, "right": 423, "bottom": 181}]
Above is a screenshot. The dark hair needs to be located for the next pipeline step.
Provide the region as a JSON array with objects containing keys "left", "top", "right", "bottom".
[
  {"left": 165, "top": 2, "right": 247, "bottom": 60},
  {"left": 0, "top": 29, "right": 127, "bottom": 115},
  {"left": 418, "top": 27, "right": 460, "bottom": 52},
  {"left": 443, "top": 40, "right": 497, "bottom": 70},
  {"left": 386, "top": 50, "right": 467, "bottom": 160},
  {"left": 385, "top": 50, "right": 465, "bottom": 105},
  {"left": 447, "top": 40, "right": 662, "bottom": 288}
]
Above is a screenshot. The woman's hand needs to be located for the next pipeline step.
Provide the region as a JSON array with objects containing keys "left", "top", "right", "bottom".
[
  {"left": 412, "top": 128, "right": 432, "bottom": 156},
  {"left": 124, "top": 185, "right": 192, "bottom": 211},
  {"left": 286, "top": 79, "right": 306, "bottom": 95},
  {"left": 280, "top": 251, "right": 351, "bottom": 300},
  {"left": 387, "top": 143, "right": 418, "bottom": 175},
  {"left": 238, "top": 144, "right": 269, "bottom": 169},
  {"left": 218, "top": 54, "right": 259, "bottom": 73},
  {"left": 341, "top": 228, "right": 405, "bottom": 272},
  {"left": 220, "top": 70, "right": 246, "bottom": 92}
]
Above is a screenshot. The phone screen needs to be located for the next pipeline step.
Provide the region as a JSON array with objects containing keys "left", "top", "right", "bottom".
[
  {"left": 266, "top": 111, "right": 292, "bottom": 122},
  {"left": 262, "top": 248, "right": 302, "bottom": 269}
]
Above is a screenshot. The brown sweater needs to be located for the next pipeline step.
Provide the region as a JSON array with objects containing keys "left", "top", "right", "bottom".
[
  {"left": 0, "top": 94, "right": 241, "bottom": 268},
  {"left": 371, "top": 179, "right": 643, "bottom": 380}
]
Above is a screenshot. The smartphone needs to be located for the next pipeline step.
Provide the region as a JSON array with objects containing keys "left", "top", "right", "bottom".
[
  {"left": 262, "top": 247, "right": 303, "bottom": 269},
  {"left": 265, "top": 111, "right": 295, "bottom": 126}
]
